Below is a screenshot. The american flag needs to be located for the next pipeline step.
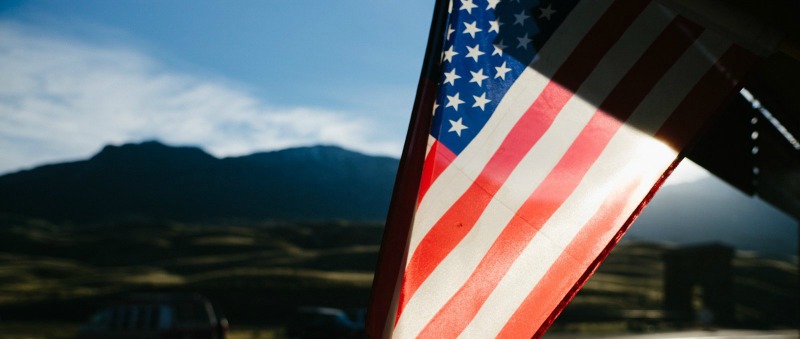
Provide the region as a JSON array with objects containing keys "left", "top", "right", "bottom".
[{"left": 369, "top": 0, "right": 758, "bottom": 338}]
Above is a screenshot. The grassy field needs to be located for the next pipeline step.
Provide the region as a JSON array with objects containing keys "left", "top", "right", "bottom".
[
  {"left": 0, "top": 219, "right": 381, "bottom": 326},
  {"left": 0, "top": 216, "right": 796, "bottom": 337},
  {"left": 0, "top": 322, "right": 80, "bottom": 339}
]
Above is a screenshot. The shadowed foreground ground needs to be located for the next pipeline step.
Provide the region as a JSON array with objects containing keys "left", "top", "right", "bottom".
[{"left": 0, "top": 217, "right": 796, "bottom": 337}]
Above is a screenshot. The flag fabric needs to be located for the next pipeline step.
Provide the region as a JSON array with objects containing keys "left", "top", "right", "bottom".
[{"left": 369, "top": 0, "right": 758, "bottom": 338}]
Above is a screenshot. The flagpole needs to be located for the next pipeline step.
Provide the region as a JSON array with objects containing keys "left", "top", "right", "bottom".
[{"left": 365, "top": 0, "right": 450, "bottom": 337}]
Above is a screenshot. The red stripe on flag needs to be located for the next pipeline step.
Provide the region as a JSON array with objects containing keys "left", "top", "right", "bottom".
[
  {"left": 417, "top": 141, "right": 457, "bottom": 204},
  {"left": 415, "top": 17, "right": 703, "bottom": 338},
  {"left": 394, "top": 0, "right": 653, "bottom": 321},
  {"left": 501, "top": 45, "right": 757, "bottom": 339}
]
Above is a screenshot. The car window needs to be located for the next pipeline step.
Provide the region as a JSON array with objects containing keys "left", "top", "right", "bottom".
[{"left": 158, "top": 305, "right": 174, "bottom": 329}]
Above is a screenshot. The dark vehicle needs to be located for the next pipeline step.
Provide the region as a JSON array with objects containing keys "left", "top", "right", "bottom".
[
  {"left": 286, "top": 306, "right": 364, "bottom": 339},
  {"left": 78, "top": 293, "right": 228, "bottom": 339}
]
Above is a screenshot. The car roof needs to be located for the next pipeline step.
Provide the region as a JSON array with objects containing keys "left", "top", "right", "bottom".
[{"left": 296, "top": 306, "right": 347, "bottom": 316}]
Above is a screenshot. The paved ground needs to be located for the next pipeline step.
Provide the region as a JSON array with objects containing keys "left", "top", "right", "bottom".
[{"left": 544, "top": 329, "right": 799, "bottom": 338}]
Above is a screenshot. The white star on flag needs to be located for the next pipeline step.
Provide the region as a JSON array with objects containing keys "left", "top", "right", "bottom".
[
  {"left": 513, "top": 9, "right": 530, "bottom": 26},
  {"left": 465, "top": 44, "right": 485, "bottom": 62},
  {"left": 486, "top": 0, "right": 501, "bottom": 10},
  {"left": 540, "top": 4, "right": 556, "bottom": 20},
  {"left": 495, "top": 61, "right": 511, "bottom": 80},
  {"left": 446, "top": 92, "right": 465, "bottom": 111},
  {"left": 443, "top": 46, "right": 459, "bottom": 63},
  {"left": 448, "top": 117, "right": 468, "bottom": 136},
  {"left": 493, "top": 40, "right": 507, "bottom": 56},
  {"left": 463, "top": 21, "right": 482, "bottom": 39},
  {"left": 459, "top": 0, "right": 478, "bottom": 14},
  {"left": 517, "top": 33, "right": 532, "bottom": 49},
  {"left": 469, "top": 69, "right": 489, "bottom": 87},
  {"left": 472, "top": 93, "right": 491, "bottom": 111},
  {"left": 443, "top": 68, "right": 461, "bottom": 86},
  {"left": 489, "top": 19, "right": 502, "bottom": 34}
]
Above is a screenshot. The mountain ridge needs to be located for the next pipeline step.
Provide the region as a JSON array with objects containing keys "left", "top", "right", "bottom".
[
  {"left": 629, "top": 175, "right": 797, "bottom": 258},
  {"left": 0, "top": 141, "right": 795, "bottom": 257},
  {"left": 0, "top": 141, "right": 399, "bottom": 224}
]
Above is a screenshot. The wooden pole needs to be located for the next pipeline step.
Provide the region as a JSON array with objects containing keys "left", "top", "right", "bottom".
[{"left": 365, "top": 1, "right": 450, "bottom": 337}]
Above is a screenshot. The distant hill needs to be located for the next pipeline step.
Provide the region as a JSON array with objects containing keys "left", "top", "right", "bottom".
[
  {"left": 628, "top": 176, "right": 797, "bottom": 258},
  {"left": 0, "top": 141, "right": 398, "bottom": 223},
  {"left": 0, "top": 141, "right": 795, "bottom": 257}
]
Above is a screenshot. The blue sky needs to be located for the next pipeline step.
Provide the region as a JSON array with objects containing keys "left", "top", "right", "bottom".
[
  {"left": 0, "top": 0, "right": 436, "bottom": 174},
  {"left": 0, "top": 0, "right": 714, "bottom": 184}
]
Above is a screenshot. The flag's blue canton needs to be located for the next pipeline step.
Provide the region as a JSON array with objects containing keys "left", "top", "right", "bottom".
[{"left": 430, "top": 0, "right": 579, "bottom": 155}]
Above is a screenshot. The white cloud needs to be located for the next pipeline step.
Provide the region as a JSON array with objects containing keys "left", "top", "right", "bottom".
[
  {"left": 0, "top": 21, "right": 402, "bottom": 174},
  {"left": 0, "top": 20, "right": 713, "bottom": 187}
]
